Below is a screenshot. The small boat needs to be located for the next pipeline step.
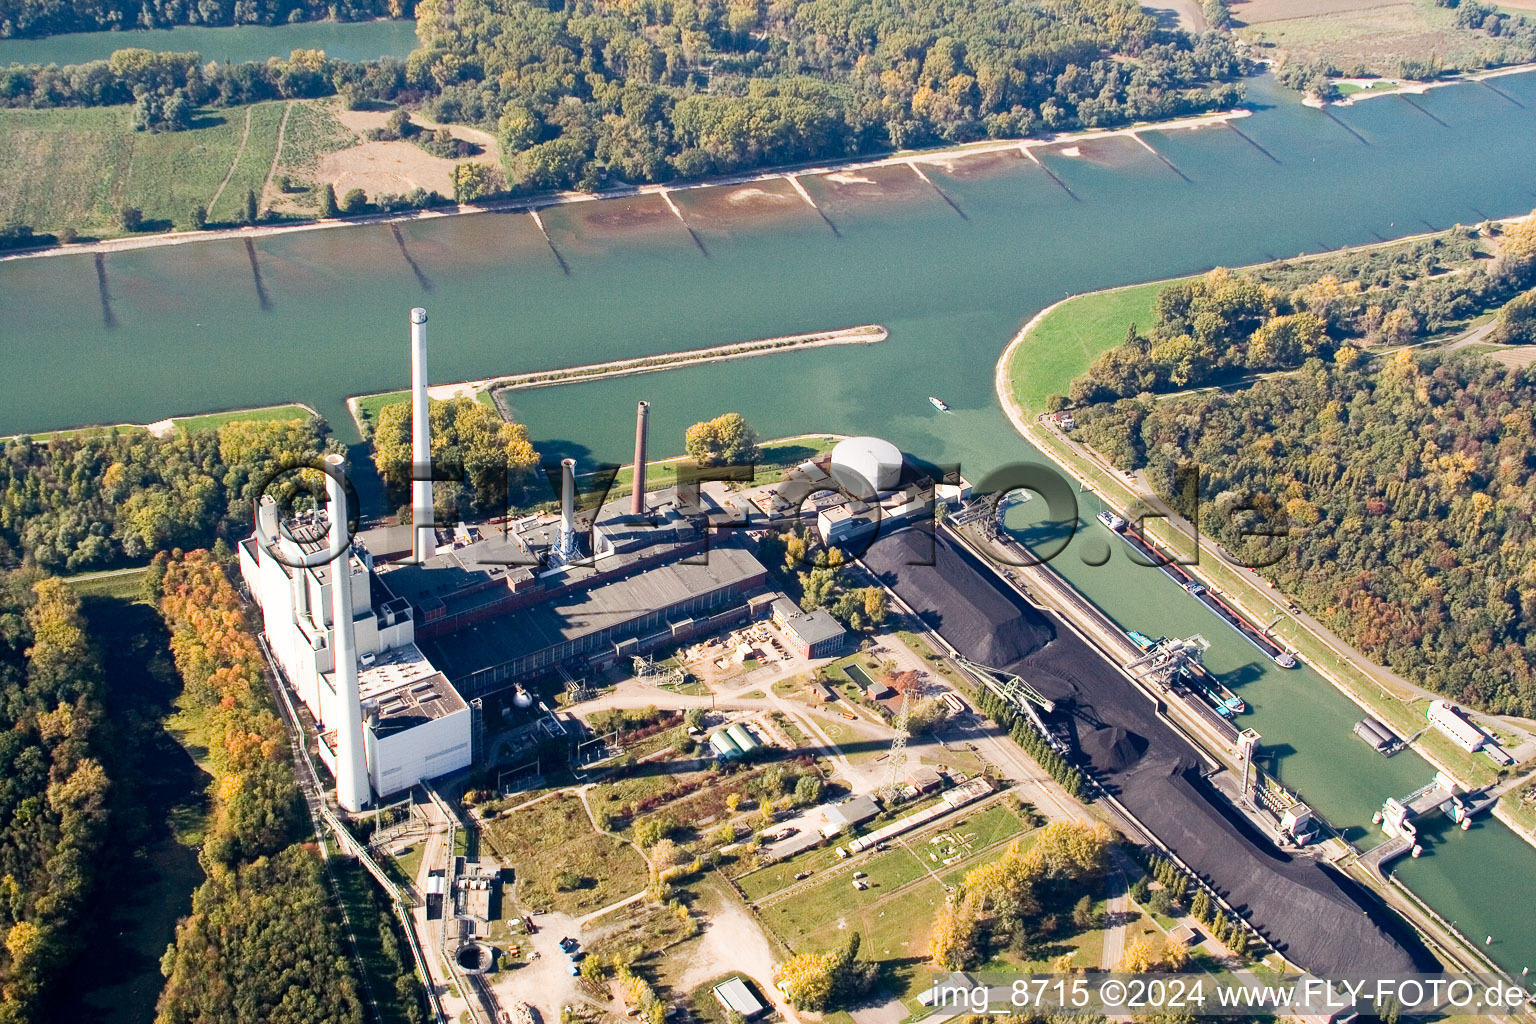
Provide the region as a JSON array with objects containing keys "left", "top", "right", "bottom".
[
  {"left": 1127, "top": 630, "right": 1160, "bottom": 650},
  {"left": 1182, "top": 581, "right": 1206, "bottom": 597},
  {"left": 928, "top": 396, "right": 950, "bottom": 412},
  {"left": 1215, "top": 703, "right": 1234, "bottom": 720},
  {"left": 1096, "top": 510, "right": 1126, "bottom": 532},
  {"left": 1223, "top": 695, "right": 1246, "bottom": 714},
  {"left": 1272, "top": 650, "right": 1298, "bottom": 669}
]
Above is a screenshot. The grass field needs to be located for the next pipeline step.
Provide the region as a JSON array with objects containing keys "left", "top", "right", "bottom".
[
  {"left": 0, "top": 98, "right": 350, "bottom": 237},
  {"left": 63, "top": 567, "right": 150, "bottom": 601},
  {"left": 481, "top": 791, "right": 650, "bottom": 915},
  {"left": 1008, "top": 279, "right": 1179, "bottom": 416},
  {"left": 1237, "top": 0, "right": 1536, "bottom": 76},
  {"left": 757, "top": 846, "right": 930, "bottom": 942},
  {"left": 171, "top": 404, "right": 313, "bottom": 431}
]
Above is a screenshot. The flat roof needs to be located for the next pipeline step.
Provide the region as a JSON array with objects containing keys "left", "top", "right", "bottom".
[
  {"left": 782, "top": 607, "right": 846, "bottom": 647},
  {"left": 712, "top": 978, "right": 765, "bottom": 1017},
  {"left": 380, "top": 487, "right": 719, "bottom": 620},
  {"left": 420, "top": 541, "right": 766, "bottom": 679},
  {"left": 341, "top": 642, "right": 468, "bottom": 735}
]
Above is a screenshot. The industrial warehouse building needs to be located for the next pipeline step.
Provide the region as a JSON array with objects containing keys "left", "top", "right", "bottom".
[
  {"left": 712, "top": 978, "right": 766, "bottom": 1019},
  {"left": 377, "top": 487, "right": 770, "bottom": 697},
  {"left": 770, "top": 596, "right": 849, "bottom": 658},
  {"left": 1426, "top": 700, "right": 1487, "bottom": 753}
]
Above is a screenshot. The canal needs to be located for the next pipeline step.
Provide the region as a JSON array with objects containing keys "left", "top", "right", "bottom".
[
  {"left": 2, "top": 71, "right": 1535, "bottom": 979},
  {"left": 0, "top": 18, "right": 418, "bottom": 66}
]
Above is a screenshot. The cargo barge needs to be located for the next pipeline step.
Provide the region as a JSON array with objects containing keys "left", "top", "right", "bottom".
[{"left": 1107, "top": 515, "right": 1300, "bottom": 669}]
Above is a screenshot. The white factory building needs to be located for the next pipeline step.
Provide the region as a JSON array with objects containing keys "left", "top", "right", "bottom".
[
  {"left": 1426, "top": 699, "right": 1487, "bottom": 753},
  {"left": 239, "top": 499, "right": 474, "bottom": 804},
  {"left": 812, "top": 436, "right": 970, "bottom": 548},
  {"left": 237, "top": 308, "right": 472, "bottom": 810}
]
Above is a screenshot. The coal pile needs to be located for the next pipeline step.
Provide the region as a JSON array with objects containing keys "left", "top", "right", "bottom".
[
  {"left": 865, "top": 526, "right": 1431, "bottom": 975},
  {"left": 1080, "top": 726, "right": 1147, "bottom": 772},
  {"left": 862, "top": 527, "right": 1054, "bottom": 665}
]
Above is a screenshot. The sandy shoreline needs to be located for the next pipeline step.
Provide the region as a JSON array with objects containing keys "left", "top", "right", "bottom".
[{"left": 0, "top": 108, "right": 1252, "bottom": 264}]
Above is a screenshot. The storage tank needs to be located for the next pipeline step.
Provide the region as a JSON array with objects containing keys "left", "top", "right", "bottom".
[{"left": 829, "top": 436, "right": 903, "bottom": 497}]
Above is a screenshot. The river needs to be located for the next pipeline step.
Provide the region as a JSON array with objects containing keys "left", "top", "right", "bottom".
[
  {"left": 0, "top": 18, "right": 418, "bottom": 66},
  {"left": 2, "top": 71, "right": 1535, "bottom": 980}
]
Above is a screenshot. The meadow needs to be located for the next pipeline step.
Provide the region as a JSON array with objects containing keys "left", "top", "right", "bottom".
[
  {"left": 1236, "top": 0, "right": 1536, "bottom": 76},
  {"left": 1007, "top": 279, "right": 1177, "bottom": 415}
]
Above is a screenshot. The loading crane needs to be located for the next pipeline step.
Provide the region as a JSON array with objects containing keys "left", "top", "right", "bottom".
[{"left": 1125, "top": 634, "right": 1210, "bottom": 690}]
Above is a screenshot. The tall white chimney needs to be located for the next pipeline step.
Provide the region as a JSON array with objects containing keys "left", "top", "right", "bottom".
[
  {"left": 410, "top": 307, "right": 436, "bottom": 563},
  {"left": 326, "top": 453, "right": 370, "bottom": 813},
  {"left": 559, "top": 457, "right": 578, "bottom": 557}
]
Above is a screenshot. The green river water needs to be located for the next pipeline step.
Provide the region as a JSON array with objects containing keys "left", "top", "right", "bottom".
[
  {"left": 0, "top": 18, "right": 418, "bottom": 65},
  {"left": 2, "top": 71, "right": 1535, "bottom": 979}
]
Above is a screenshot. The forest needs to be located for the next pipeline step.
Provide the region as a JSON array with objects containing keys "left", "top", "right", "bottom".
[
  {"left": 0, "top": 417, "right": 334, "bottom": 572},
  {"left": 152, "top": 550, "right": 366, "bottom": 1024},
  {"left": 0, "top": 0, "right": 402, "bottom": 39},
  {"left": 2, "top": 0, "right": 1247, "bottom": 195},
  {"left": 1073, "top": 352, "right": 1536, "bottom": 718},
  {"left": 415, "top": 0, "right": 1246, "bottom": 189},
  {"left": 0, "top": 574, "right": 111, "bottom": 1024},
  {"left": 1062, "top": 214, "right": 1536, "bottom": 406}
]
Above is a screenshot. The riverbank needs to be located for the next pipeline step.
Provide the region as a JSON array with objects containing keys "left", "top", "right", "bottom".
[
  {"left": 2, "top": 401, "right": 315, "bottom": 442},
  {"left": 346, "top": 324, "right": 887, "bottom": 436},
  {"left": 0, "top": 107, "right": 1251, "bottom": 263},
  {"left": 993, "top": 271, "right": 1536, "bottom": 817},
  {"left": 1328, "top": 61, "right": 1536, "bottom": 106}
]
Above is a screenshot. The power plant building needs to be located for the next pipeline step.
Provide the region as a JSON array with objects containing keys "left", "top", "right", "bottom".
[
  {"left": 239, "top": 501, "right": 474, "bottom": 803},
  {"left": 237, "top": 308, "right": 471, "bottom": 809},
  {"left": 373, "top": 483, "right": 769, "bottom": 697}
]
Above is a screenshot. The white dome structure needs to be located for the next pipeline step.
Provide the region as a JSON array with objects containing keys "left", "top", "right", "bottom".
[{"left": 830, "top": 436, "right": 903, "bottom": 497}]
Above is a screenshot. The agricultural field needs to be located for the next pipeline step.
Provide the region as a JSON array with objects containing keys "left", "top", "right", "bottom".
[
  {"left": 0, "top": 98, "right": 354, "bottom": 238},
  {"left": 1235, "top": 0, "right": 1536, "bottom": 76},
  {"left": 480, "top": 791, "right": 650, "bottom": 915}
]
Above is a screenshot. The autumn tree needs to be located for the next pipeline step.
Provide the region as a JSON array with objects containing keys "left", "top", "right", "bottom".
[
  {"left": 774, "top": 932, "right": 879, "bottom": 1011},
  {"left": 684, "top": 412, "right": 760, "bottom": 467},
  {"left": 372, "top": 396, "right": 538, "bottom": 520},
  {"left": 929, "top": 900, "right": 980, "bottom": 970}
]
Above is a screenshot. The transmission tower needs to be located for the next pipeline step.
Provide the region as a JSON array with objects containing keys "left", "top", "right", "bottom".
[{"left": 879, "top": 683, "right": 913, "bottom": 803}]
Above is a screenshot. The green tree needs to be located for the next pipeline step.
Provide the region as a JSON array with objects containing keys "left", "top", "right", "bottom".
[
  {"left": 794, "top": 773, "right": 824, "bottom": 806},
  {"left": 120, "top": 205, "right": 143, "bottom": 232},
  {"left": 372, "top": 396, "right": 539, "bottom": 519},
  {"left": 191, "top": 204, "right": 207, "bottom": 229},
  {"left": 1493, "top": 288, "right": 1536, "bottom": 344},
  {"left": 321, "top": 183, "right": 340, "bottom": 217},
  {"left": 684, "top": 413, "right": 760, "bottom": 467},
  {"left": 862, "top": 586, "right": 888, "bottom": 624},
  {"left": 245, "top": 188, "right": 259, "bottom": 225},
  {"left": 341, "top": 187, "right": 368, "bottom": 214}
]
